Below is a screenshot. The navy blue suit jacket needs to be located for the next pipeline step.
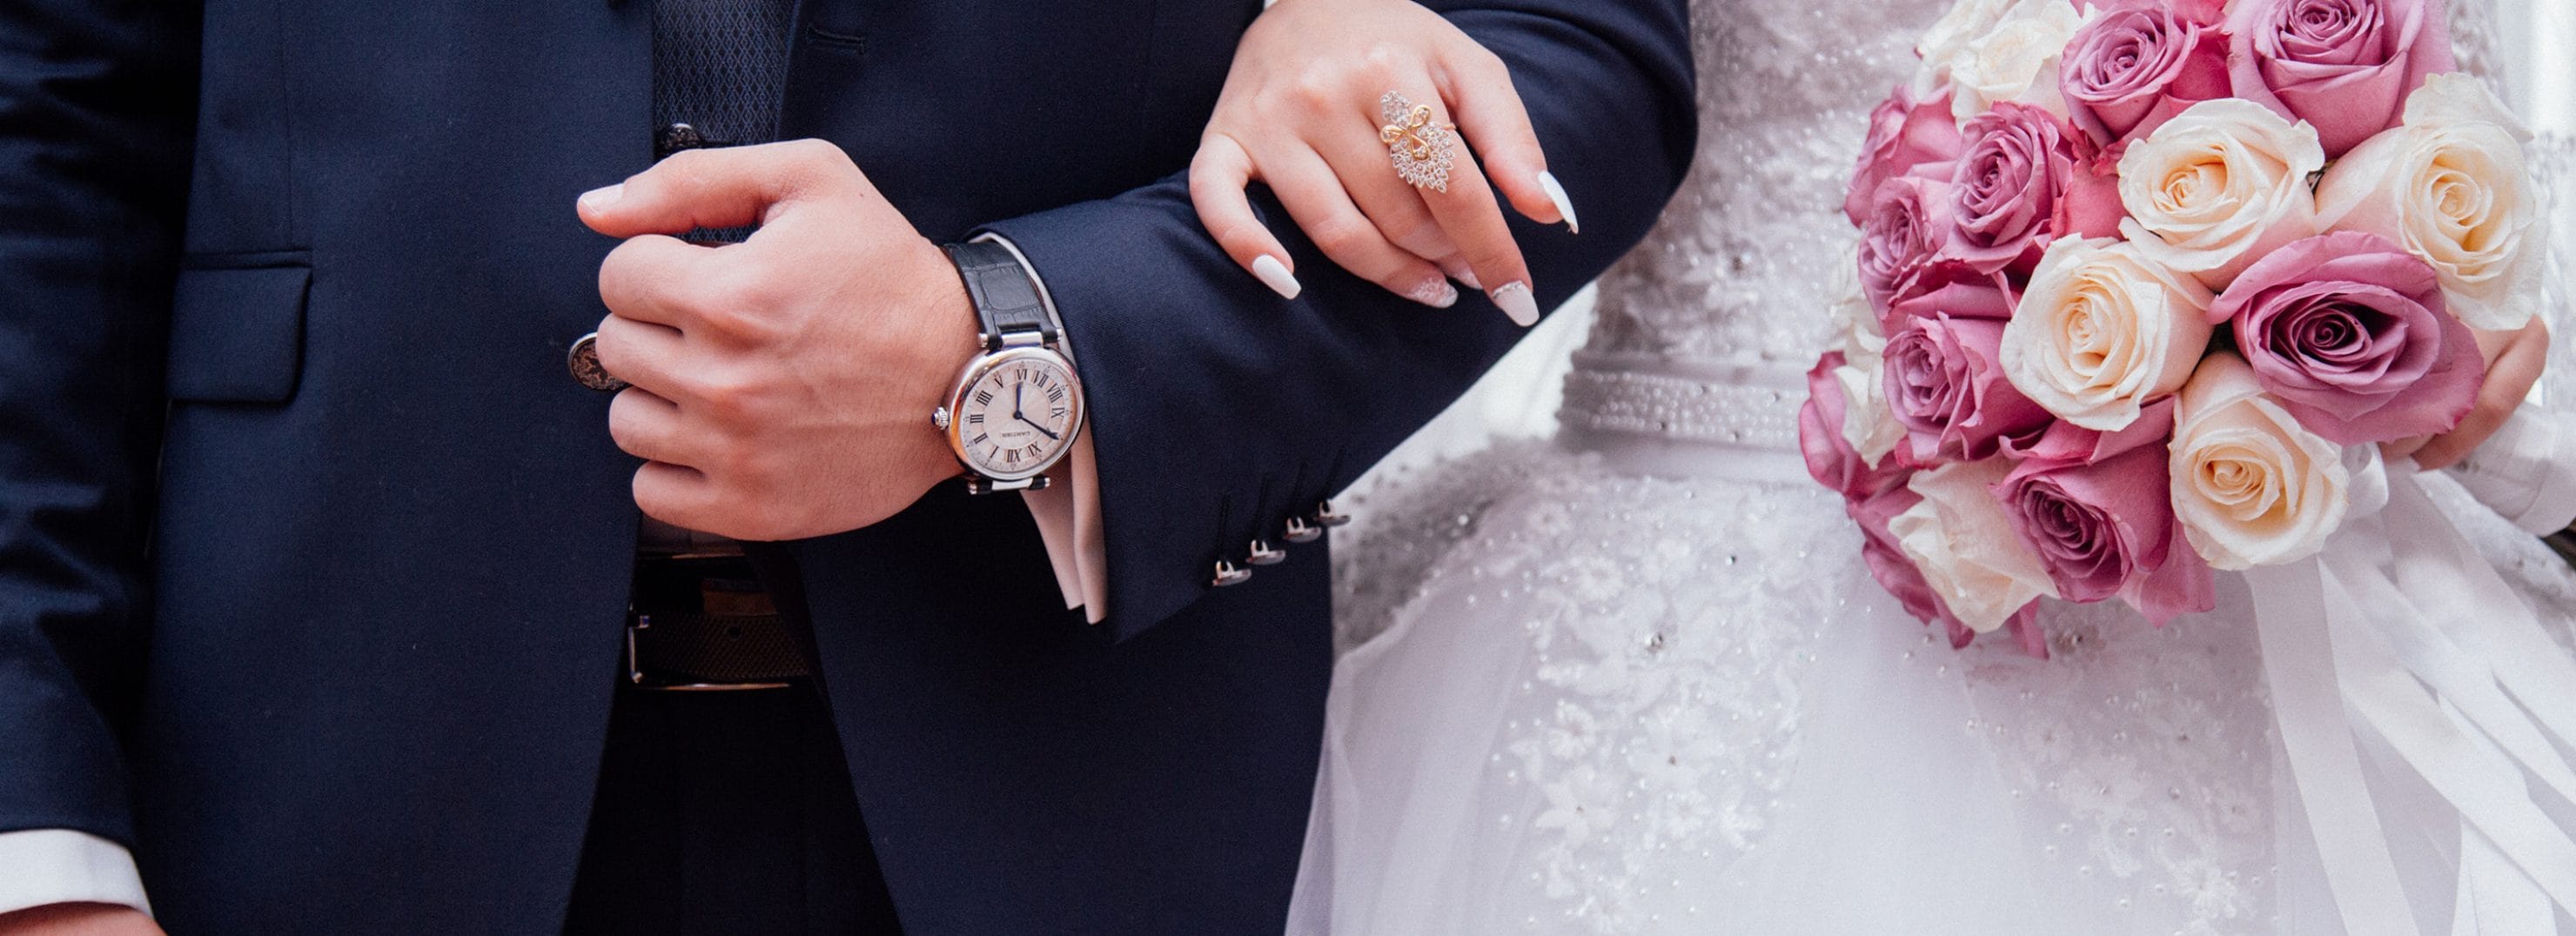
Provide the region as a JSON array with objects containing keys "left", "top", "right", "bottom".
[{"left": 0, "top": 1, "right": 1694, "bottom": 932}]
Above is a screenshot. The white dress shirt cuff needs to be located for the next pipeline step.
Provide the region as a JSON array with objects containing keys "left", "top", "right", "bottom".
[
  {"left": 970, "top": 233, "right": 1110, "bottom": 623},
  {"left": 0, "top": 829, "right": 151, "bottom": 918}
]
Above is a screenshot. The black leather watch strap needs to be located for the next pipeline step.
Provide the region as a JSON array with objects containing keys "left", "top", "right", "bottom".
[{"left": 943, "top": 240, "right": 1057, "bottom": 351}]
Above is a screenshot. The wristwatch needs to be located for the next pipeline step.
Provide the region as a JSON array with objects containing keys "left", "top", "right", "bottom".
[{"left": 932, "top": 240, "right": 1086, "bottom": 494}]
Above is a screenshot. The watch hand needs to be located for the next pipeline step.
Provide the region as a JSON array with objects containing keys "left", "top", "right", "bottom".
[
  {"left": 1016, "top": 415, "right": 1061, "bottom": 441},
  {"left": 1013, "top": 384, "right": 1028, "bottom": 424}
]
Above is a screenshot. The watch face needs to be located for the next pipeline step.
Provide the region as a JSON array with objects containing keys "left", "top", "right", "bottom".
[{"left": 949, "top": 347, "right": 1083, "bottom": 481}]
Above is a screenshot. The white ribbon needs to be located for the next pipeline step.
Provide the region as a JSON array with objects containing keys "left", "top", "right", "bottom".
[{"left": 2254, "top": 465, "right": 2576, "bottom": 934}]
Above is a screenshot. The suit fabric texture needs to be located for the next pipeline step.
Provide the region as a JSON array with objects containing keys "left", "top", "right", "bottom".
[{"left": 0, "top": 0, "right": 1696, "bottom": 932}]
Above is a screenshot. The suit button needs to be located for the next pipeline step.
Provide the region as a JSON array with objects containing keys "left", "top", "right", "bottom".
[
  {"left": 1211, "top": 558, "right": 1253, "bottom": 588},
  {"left": 567, "top": 332, "right": 629, "bottom": 391},
  {"left": 1283, "top": 516, "right": 1322, "bottom": 544},
  {"left": 1245, "top": 538, "right": 1286, "bottom": 565},
  {"left": 1311, "top": 499, "right": 1352, "bottom": 528}
]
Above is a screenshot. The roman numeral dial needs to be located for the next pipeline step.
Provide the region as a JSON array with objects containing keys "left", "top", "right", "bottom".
[{"left": 943, "top": 346, "right": 1083, "bottom": 482}]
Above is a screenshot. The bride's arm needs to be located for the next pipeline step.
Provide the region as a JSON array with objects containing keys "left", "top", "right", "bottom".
[{"left": 1189, "top": 0, "right": 1577, "bottom": 324}]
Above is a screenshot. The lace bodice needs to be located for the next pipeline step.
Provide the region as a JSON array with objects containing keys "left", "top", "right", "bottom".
[
  {"left": 1582, "top": 0, "right": 1945, "bottom": 364},
  {"left": 1559, "top": 0, "right": 1951, "bottom": 448}
]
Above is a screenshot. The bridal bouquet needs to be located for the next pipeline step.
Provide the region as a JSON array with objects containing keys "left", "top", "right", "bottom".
[{"left": 1801, "top": 0, "right": 2548, "bottom": 655}]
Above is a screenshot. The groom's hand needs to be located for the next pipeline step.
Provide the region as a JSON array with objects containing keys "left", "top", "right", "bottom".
[{"left": 578, "top": 139, "right": 981, "bottom": 540}]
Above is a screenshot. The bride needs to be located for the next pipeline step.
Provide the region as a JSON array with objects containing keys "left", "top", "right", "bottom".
[{"left": 1193, "top": 0, "right": 2576, "bottom": 933}]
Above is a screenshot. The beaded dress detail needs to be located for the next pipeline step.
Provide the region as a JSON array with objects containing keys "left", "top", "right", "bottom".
[{"left": 1291, "top": 1, "right": 2576, "bottom": 933}]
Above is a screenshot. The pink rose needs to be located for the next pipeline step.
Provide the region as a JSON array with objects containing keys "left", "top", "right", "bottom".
[
  {"left": 1857, "top": 176, "right": 1959, "bottom": 312},
  {"left": 1998, "top": 404, "right": 2218, "bottom": 625},
  {"left": 1801, "top": 351, "right": 1909, "bottom": 498},
  {"left": 2058, "top": 0, "right": 2232, "bottom": 150},
  {"left": 1846, "top": 84, "right": 1966, "bottom": 227},
  {"left": 2210, "top": 231, "right": 2483, "bottom": 445},
  {"left": 1883, "top": 281, "right": 2052, "bottom": 462},
  {"left": 2227, "top": 0, "right": 2458, "bottom": 157},
  {"left": 1946, "top": 102, "right": 2123, "bottom": 277}
]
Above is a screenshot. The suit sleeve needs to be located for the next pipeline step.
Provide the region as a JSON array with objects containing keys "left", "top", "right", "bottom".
[
  {"left": 0, "top": 0, "right": 200, "bottom": 850},
  {"left": 979, "top": 0, "right": 1696, "bottom": 640}
]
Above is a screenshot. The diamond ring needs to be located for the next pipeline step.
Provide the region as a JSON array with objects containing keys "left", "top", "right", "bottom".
[{"left": 1379, "top": 91, "right": 1459, "bottom": 192}]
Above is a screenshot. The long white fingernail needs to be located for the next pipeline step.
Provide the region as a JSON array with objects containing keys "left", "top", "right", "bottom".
[
  {"left": 1441, "top": 261, "right": 1482, "bottom": 291},
  {"left": 1407, "top": 277, "right": 1460, "bottom": 309},
  {"left": 1251, "top": 254, "right": 1302, "bottom": 300},
  {"left": 1489, "top": 281, "right": 1539, "bottom": 327},
  {"left": 580, "top": 184, "right": 624, "bottom": 211},
  {"left": 1538, "top": 171, "right": 1579, "bottom": 234}
]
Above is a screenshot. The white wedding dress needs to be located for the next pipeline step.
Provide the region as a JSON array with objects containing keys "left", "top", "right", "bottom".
[{"left": 1286, "top": 0, "right": 2576, "bottom": 933}]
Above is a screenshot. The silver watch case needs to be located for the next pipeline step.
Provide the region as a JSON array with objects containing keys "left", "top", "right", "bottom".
[{"left": 933, "top": 343, "right": 1086, "bottom": 488}]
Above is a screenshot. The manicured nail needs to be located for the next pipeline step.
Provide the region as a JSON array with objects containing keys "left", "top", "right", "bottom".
[
  {"left": 1406, "top": 277, "right": 1460, "bottom": 309},
  {"left": 1538, "top": 171, "right": 1579, "bottom": 234},
  {"left": 579, "top": 184, "right": 624, "bottom": 211},
  {"left": 1489, "top": 281, "right": 1539, "bottom": 327},
  {"left": 1251, "top": 254, "right": 1302, "bottom": 300},
  {"left": 1442, "top": 261, "right": 1482, "bottom": 291}
]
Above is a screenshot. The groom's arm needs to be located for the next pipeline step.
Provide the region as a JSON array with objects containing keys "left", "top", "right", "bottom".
[
  {"left": 0, "top": 0, "right": 200, "bottom": 923},
  {"left": 981, "top": 0, "right": 1696, "bottom": 639}
]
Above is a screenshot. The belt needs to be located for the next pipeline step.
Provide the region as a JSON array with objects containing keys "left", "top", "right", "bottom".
[{"left": 625, "top": 555, "right": 815, "bottom": 692}]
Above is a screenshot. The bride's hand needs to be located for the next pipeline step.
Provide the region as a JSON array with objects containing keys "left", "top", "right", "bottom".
[
  {"left": 1190, "top": 0, "right": 1575, "bottom": 324},
  {"left": 2386, "top": 318, "right": 2551, "bottom": 470}
]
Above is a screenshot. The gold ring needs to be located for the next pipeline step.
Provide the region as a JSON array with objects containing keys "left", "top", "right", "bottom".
[{"left": 1379, "top": 91, "right": 1458, "bottom": 192}]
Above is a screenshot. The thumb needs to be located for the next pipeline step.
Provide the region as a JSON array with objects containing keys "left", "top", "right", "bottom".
[{"left": 578, "top": 139, "right": 858, "bottom": 238}]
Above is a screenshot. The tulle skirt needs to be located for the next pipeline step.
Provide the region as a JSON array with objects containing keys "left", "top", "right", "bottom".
[{"left": 1288, "top": 440, "right": 2576, "bottom": 935}]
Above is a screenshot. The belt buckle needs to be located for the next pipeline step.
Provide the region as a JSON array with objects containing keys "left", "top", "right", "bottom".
[{"left": 625, "top": 611, "right": 794, "bottom": 692}]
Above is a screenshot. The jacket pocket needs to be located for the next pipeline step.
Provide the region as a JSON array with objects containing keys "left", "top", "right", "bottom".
[{"left": 167, "top": 252, "right": 311, "bottom": 404}]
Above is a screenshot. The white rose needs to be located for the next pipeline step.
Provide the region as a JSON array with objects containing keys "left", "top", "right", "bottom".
[
  {"left": 1823, "top": 247, "right": 1904, "bottom": 465},
  {"left": 1946, "top": 0, "right": 2091, "bottom": 123},
  {"left": 1912, "top": 0, "right": 2016, "bottom": 93},
  {"left": 2117, "top": 98, "right": 2324, "bottom": 290},
  {"left": 2002, "top": 237, "right": 2216, "bottom": 431},
  {"left": 1889, "top": 458, "right": 2060, "bottom": 632},
  {"left": 1833, "top": 361, "right": 1908, "bottom": 467},
  {"left": 2168, "top": 351, "right": 2351, "bottom": 570},
  {"left": 2316, "top": 73, "right": 2546, "bottom": 331}
]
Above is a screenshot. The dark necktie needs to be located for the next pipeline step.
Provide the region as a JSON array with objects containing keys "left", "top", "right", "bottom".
[{"left": 652, "top": 0, "right": 795, "bottom": 149}]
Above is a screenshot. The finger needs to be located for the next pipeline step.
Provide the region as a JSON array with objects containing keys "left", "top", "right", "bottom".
[
  {"left": 578, "top": 138, "right": 860, "bottom": 238},
  {"left": 2415, "top": 323, "right": 2548, "bottom": 470},
  {"left": 1436, "top": 38, "right": 1572, "bottom": 232},
  {"left": 598, "top": 234, "right": 720, "bottom": 331},
  {"left": 607, "top": 386, "right": 704, "bottom": 468},
  {"left": 1310, "top": 119, "right": 1463, "bottom": 267},
  {"left": 591, "top": 312, "right": 691, "bottom": 401},
  {"left": 1415, "top": 137, "right": 1538, "bottom": 326},
  {"left": 1313, "top": 134, "right": 1469, "bottom": 308},
  {"left": 633, "top": 461, "right": 726, "bottom": 535},
  {"left": 1265, "top": 149, "right": 1452, "bottom": 307},
  {"left": 1190, "top": 133, "right": 1303, "bottom": 300}
]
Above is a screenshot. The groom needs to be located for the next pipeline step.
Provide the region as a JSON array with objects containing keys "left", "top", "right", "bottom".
[{"left": 0, "top": 0, "right": 1692, "bottom": 932}]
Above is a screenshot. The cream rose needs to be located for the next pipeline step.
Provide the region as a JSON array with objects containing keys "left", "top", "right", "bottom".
[
  {"left": 2316, "top": 73, "right": 2546, "bottom": 331},
  {"left": 1829, "top": 244, "right": 1886, "bottom": 362},
  {"left": 1827, "top": 257, "right": 1907, "bottom": 466},
  {"left": 1833, "top": 362, "right": 1908, "bottom": 468},
  {"left": 1913, "top": 0, "right": 2016, "bottom": 92},
  {"left": 1889, "top": 458, "right": 2060, "bottom": 632},
  {"left": 2002, "top": 237, "right": 2216, "bottom": 431},
  {"left": 2116, "top": 98, "right": 2324, "bottom": 289},
  {"left": 2168, "top": 351, "right": 2351, "bottom": 570},
  {"left": 1947, "top": 0, "right": 2092, "bottom": 123}
]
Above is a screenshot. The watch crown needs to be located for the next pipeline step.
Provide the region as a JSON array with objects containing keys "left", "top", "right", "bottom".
[{"left": 932, "top": 406, "right": 951, "bottom": 431}]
